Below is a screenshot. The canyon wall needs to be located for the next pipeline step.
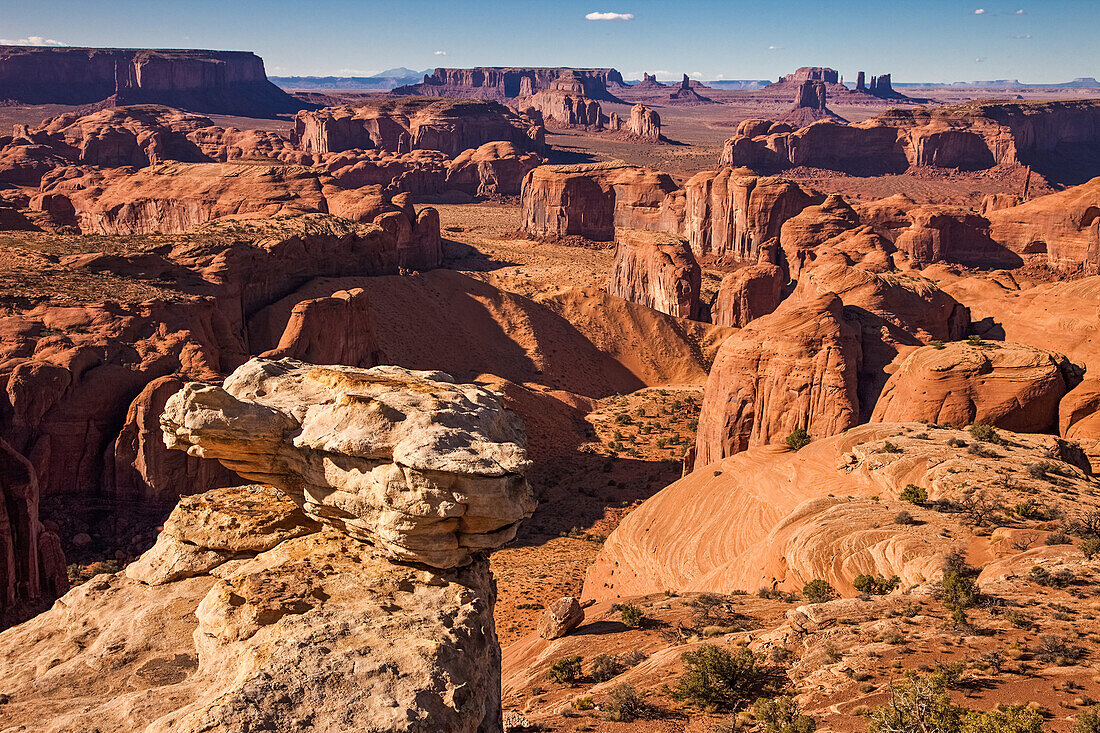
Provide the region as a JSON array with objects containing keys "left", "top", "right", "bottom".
[{"left": 394, "top": 67, "right": 625, "bottom": 101}]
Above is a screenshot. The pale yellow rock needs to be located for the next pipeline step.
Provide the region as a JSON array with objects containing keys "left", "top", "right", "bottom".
[{"left": 161, "top": 358, "right": 536, "bottom": 568}]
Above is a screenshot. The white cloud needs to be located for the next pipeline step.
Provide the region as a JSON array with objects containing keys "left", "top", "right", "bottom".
[
  {"left": 767, "top": 45, "right": 779, "bottom": 50},
  {"left": 585, "top": 11, "right": 634, "bottom": 21},
  {"left": 690, "top": 71, "right": 703, "bottom": 78},
  {"left": 1011, "top": 33, "right": 1032, "bottom": 39},
  {"left": 975, "top": 56, "right": 986, "bottom": 62},
  {"left": 1016, "top": 8, "right": 1026, "bottom": 13},
  {"left": 974, "top": 7, "right": 986, "bottom": 13},
  {"left": 434, "top": 50, "right": 447, "bottom": 55},
  {"left": 0, "top": 35, "right": 67, "bottom": 46}
]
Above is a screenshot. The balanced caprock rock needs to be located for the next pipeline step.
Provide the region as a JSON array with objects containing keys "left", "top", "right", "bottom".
[{"left": 0, "top": 357, "right": 535, "bottom": 732}]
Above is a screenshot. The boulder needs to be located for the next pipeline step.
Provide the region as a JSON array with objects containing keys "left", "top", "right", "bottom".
[
  {"left": 607, "top": 230, "right": 701, "bottom": 319},
  {"left": 161, "top": 358, "right": 536, "bottom": 568},
  {"left": 711, "top": 262, "right": 784, "bottom": 327},
  {"left": 520, "top": 164, "right": 616, "bottom": 241},
  {"left": 1060, "top": 378, "right": 1100, "bottom": 440},
  {"left": 537, "top": 596, "right": 585, "bottom": 639},
  {"left": 870, "top": 341, "right": 1070, "bottom": 432},
  {"left": 694, "top": 286, "right": 862, "bottom": 467}
]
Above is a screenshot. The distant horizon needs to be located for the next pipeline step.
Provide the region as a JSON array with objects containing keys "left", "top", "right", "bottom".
[{"left": 1, "top": 0, "right": 1097, "bottom": 85}]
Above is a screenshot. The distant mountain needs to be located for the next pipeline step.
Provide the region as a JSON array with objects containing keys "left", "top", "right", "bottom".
[
  {"left": 703, "top": 79, "right": 772, "bottom": 90},
  {"left": 270, "top": 69, "right": 429, "bottom": 90},
  {"left": 894, "top": 78, "right": 1100, "bottom": 89}
]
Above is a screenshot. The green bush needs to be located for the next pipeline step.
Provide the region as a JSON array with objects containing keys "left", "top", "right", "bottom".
[
  {"left": 1013, "top": 499, "right": 1050, "bottom": 521},
  {"left": 802, "top": 579, "right": 836, "bottom": 604},
  {"left": 670, "top": 644, "right": 779, "bottom": 711},
  {"left": 930, "top": 340, "right": 945, "bottom": 349},
  {"left": 961, "top": 705, "right": 1043, "bottom": 733},
  {"left": 753, "top": 695, "right": 817, "bottom": 733},
  {"left": 1075, "top": 705, "right": 1100, "bottom": 733},
  {"left": 548, "top": 655, "right": 584, "bottom": 684},
  {"left": 606, "top": 683, "right": 646, "bottom": 722},
  {"left": 1082, "top": 537, "right": 1100, "bottom": 561},
  {"left": 900, "top": 484, "right": 928, "bottom": 505},
  {"left": 617, "top": 603, "right": 645, "bottom": 628},
  {"left": 853, "top": 574, "right": 901, "bottom": 595},
  {"left": 785, "top": 428, "right": 812, "bottom": 451},
  {"left": 881, "top": 441, "right": 902, "bottom": 454},
  {"left": 969, "top": 423, "right": 1004, "bottom": 445},
  {"left": 967, "top": 335, "right": 984, "bottom": 346}
]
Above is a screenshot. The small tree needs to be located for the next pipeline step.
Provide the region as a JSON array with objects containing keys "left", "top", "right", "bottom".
[
  {"left": 854, "top": 574, "right": 901, "bottom": 595},
  {"left": 548, "top": 655, "right": 584, "bottom": 684},
  {"left": 868, "top": 673, "right": 963, "bottom": 733},
  {"left": 670, "top": 644, "right": 779, "bottom": 711},
  {"left": 785, "top": 427, "right": 812, "bottom": 451},
  {"left": 899, "top": 484, "right": 928, "bottom": 505},
  {"left": 803, "top": 579, "right": 836, "bottom": 604},
  {"left": 754, "top": 695, "right": 817, "bottom": 733},
  {"left": 1082, "top": 537, "right": 1100, "bottom": 561}
]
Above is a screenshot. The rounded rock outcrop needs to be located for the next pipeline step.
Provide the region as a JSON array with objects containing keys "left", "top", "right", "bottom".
[{"left": 161, "top": 357, "right": 536, "bottom": 568}]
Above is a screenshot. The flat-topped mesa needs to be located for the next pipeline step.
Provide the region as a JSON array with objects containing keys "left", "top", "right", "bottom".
[
  {"left": 393, "top": 66, "right": 625, "bottom": 101},
  {"left": 0, "top": 46, "right": 305, "bottom": 116},
  {"left": 161, "top": 357, "right": 536, "bottom": 568},
  {"left": 518, "top": 72, "right": 606, "bottom": 130},
  {"left": 291, "top": 98, "right": 545, "bottom": 156}
]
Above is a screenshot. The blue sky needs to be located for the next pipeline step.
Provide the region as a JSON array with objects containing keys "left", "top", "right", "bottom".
[{"left": 0, "top": 0, "right": 1095, "bottom": 83}]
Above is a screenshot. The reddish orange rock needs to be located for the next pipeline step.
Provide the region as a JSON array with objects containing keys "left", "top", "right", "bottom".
[
  {"left": 870, "top": 341, "right": 1070, "bottom": 432},
  {"left": 711, "top": 263, "right": 784, "bottom": 327},
  {"left": 694, "top": 285, "right": 861, "bottom": 467},
  {"left": 607, "top": 230, "right": 701, "bottom": 319}
]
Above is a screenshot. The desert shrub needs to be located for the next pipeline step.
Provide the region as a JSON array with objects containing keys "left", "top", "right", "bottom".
[
  {"left": 968, "top": 443, "right": 1001, "bottom": 458},
  {"left": 1034, "top": 634, "right": 1086, "bottom": 665},
  {"left": 616, "top": 603, "right": 645, "bottom": 628},
  {"left": 961, "top": 705, "right": 1044, "bottom": 733},
  {"left": 956, "top": 489, "right": 1002, "bottom": 527},
  {"left": 895, "top": 510, "right": 917, "bottom": 525},
  {"left": 785, "top": 428, "right": 811, "bottom": 451},
  {"left": 670, "top": 644, "right": 780, "bottom": 711},
  {"left": 614, "top": 413, "right": 632, "bottom": 425},
  {"left": 1027, "top": 461, "right": 1060, "bottom": 481},
  {"left": 573, "top": 696, "right": 595, "bottom": 710},
  {"left": 1045, "top": 529, "right": 1072, "bottom": 545},
  {"left": 853, "top": 574, "right": 901, "bottom": 595},
  {"left": 1075, "top": 705, "right": 1100, "bottom": 733},
  {"left": 969, "top": 423, "right": 1004, "bottom": 444},
  {"left": 980, "top": 649, "right": 1005, "bottom": 673},
  {"left": 753, "top": 695, "right": 817, "bottom": 733},
  {"left": 690, "top": 593, "right": 729, "bottom": 623},
  {"left": 900, "top": 484, "right": 928, "bottom": 505},
  {"left": 930, "top": 340, "right": 945, "bottom": 349},
  {"left": 1029, "top": 565, "right": 1075, "bottom": 588},
  {"left": 947, "top": 437, "right": 969, "bottom": 448},
  {"left": 548, "top": 655, "right": 584, "bottom": 684},
  {"left": 868, "top": 673, "right": 963, "bottom": 733},
  {"left": 1074, "top": 509, "right": 1100, "bottom": 539},
  {"left": 606, "top": 683, "right": 646, "bottom": 722},
  {"left": 881, "top": 441, "right": 902, "bottom": 454},
  {"left": 1013, "top": 499, "right": 1051, "bottom": 521},
  {"left": 822, "top": 641, "right": 842, "bottom": 663},
  {"left": 591, "top": 654, "right": 625, "bottom": 682},
  {"left": 1082, "top": 537, "right": 1100, "bottom": 561},
  {"left": 967, "top": 335, "right": 984, "bottom": 346},
  {"left": 621, "top": 648, "right": 647, "bottom": 667},
  {"left": 802, "top": 579, "right": 836, "bottom": 604}
]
